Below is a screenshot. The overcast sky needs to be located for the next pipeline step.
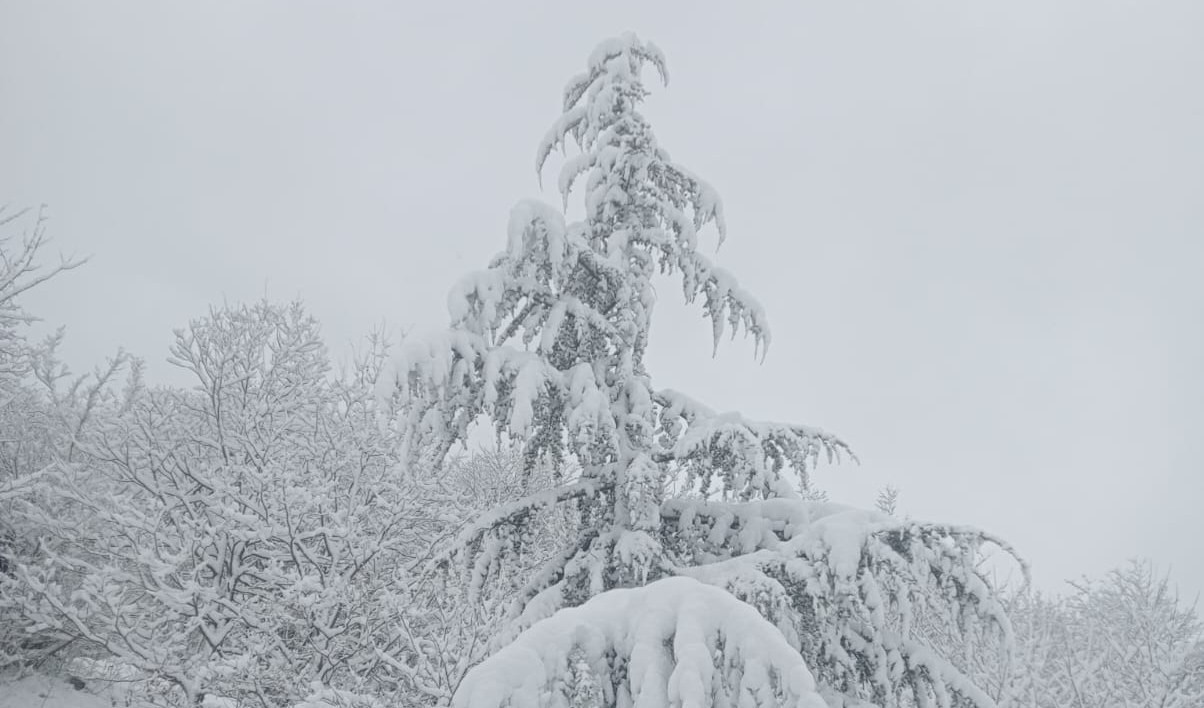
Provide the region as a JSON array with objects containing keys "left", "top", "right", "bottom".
[{"left": 2, "top": 1, "right": 1201, "bottom": 599}]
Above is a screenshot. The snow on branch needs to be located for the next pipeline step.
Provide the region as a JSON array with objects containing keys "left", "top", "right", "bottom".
[
  {"left": 534, "top": 30, "right": 771, "bottom": 359},
  {"left": 664, "top": 499, "right": 1026, "bottom": 708},
  {"left": 454, "top": 576, "right": 827, "bottom": 708},
  {"left": 653, "top": 389, "right": 853, "bottom": 499},
  {"left": 426, "top": 480, "right": 598, "bottom": 598}
]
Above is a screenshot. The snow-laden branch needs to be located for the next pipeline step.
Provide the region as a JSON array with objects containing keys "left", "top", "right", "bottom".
[
  {"left": 653, "top": 389, "right": 853, "bottom": 498},
  {"left": 665, "top": 499, "right": 1026, "bottom": 708},
  {"left": 455, "top": 576, "right": 827, "bottom": 708}
]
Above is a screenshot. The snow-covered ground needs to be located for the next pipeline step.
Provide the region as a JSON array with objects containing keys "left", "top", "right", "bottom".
[
  {"left": 0, "top": 672, "right": 241, "bottom": 708},
  {"left": 0, "top": 673, "right": 116, "bottom": 708}
]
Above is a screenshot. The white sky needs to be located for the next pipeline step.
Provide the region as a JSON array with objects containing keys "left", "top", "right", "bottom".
[{"left": 2, "top": 1, "right": 1201, "bottom": 599}]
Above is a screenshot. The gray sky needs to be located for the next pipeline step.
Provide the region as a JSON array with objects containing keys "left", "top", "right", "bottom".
[{"left": 2, "top": 1, "right": 1201, "bottom": 599}]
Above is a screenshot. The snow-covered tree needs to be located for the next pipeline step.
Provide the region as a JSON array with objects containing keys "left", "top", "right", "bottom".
[
  {"left": 400, "top": 33, "right": 1023, "bottom": 708},
  {"left": 0, "top": 206, "right": 84, "bottom": 400},
  {"left": 0, "top": 205, "right": 86, "bottom": 510},
  {"left": 912, "top": 560, "right": 1204, "bottom": 708},
  {"left": 994, "top": 561, "right": 1204, "bottom": 708},
  {"left": 5, "top": 302, "right": 459, "bottom": 706},
  {"left": 400, "top": 28, "right": 847, "bottom": 627},
  {"left": 0, "top": 205, "right": 94, "bottom": 667},
  {"left": 874, "top": 485, "right": 899, "bottom": 517}
]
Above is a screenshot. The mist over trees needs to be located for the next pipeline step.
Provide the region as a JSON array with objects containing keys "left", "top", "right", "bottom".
[{"left": 1, "top": 34, "right": 1200, "bottom": 708}]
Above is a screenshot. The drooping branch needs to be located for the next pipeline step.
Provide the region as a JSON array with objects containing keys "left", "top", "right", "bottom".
[
  {"left": 653, "top": 388, "right": 854, "bottom": 498},
  {"left": 454, "top": 576, "right": 827, "bottom": 708}
]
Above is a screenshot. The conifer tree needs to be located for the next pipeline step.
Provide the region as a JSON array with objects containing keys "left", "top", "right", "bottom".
[
  {"left": 405, "top": 33, "right": 1022, "bottom": 708},
  {"left": 399, "top": 31, "right": 847, "bottom": 623}
]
